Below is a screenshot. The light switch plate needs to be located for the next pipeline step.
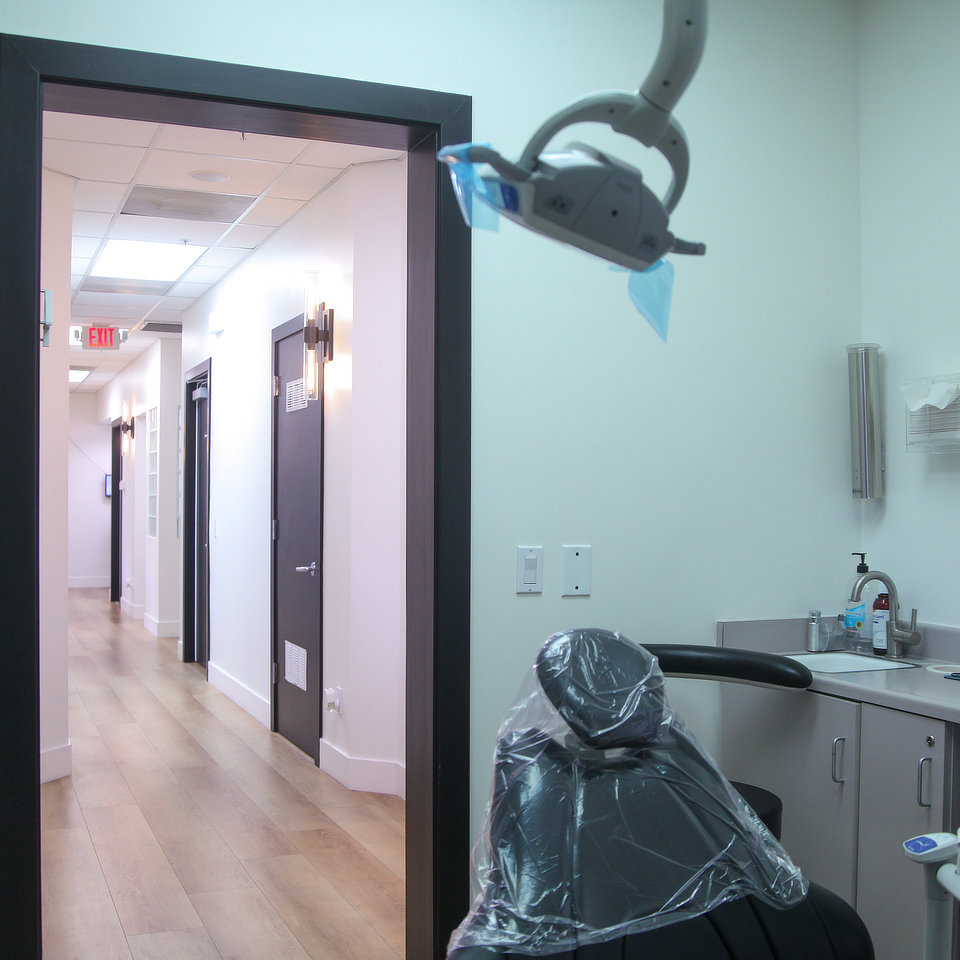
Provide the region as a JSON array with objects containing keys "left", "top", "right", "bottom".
[
  {"left": 561, "top": 545, "right": 591, "bottom": 597},
  {"left": 516, "top": 546, "right": 543, "bottom": 594}
]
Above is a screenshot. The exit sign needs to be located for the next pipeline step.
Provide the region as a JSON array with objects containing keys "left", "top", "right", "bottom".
[{"left": 82, "top": 325, "right": 120, "bottom": 350}]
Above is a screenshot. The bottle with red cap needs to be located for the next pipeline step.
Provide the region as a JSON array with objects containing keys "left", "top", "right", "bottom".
[{"left": 872, "top": 592, "right": 890, "bottom": 657}]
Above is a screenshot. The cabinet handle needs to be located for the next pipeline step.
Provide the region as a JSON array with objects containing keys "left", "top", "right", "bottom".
[
  {"left": 918, "top": 756, "right": 933, "bottom": 808},
  {"left": 831, "top": 737, "right": 846, "bottom": 783}
]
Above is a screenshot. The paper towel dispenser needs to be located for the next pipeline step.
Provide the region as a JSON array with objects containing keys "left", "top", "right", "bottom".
[{"left": 902, "top": 374, "right": 960, "bottom": 453}]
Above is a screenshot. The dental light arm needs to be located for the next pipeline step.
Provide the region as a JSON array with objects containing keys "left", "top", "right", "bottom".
[
  {"left": 518, "top": 0, "right": 706, "bottom": 213},
  {"left": 439, "top": 0, "right": 707, "bottom": 273}
]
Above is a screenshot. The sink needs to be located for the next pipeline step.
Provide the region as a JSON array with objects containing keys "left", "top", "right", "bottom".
[{"left": 786, "top": 652, "right": 918, "bottom": 674}]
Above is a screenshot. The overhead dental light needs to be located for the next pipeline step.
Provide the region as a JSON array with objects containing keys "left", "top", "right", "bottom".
[{"left": 438, "top": 0, "right": 707, "bottom": 328}]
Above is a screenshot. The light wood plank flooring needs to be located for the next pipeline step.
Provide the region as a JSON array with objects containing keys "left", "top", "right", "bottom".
[{"left": 42, "top": 589, "right": 404, "bottom": 960}]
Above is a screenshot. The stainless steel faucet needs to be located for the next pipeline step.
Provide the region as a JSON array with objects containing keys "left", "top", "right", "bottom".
[{"left": 850, "top": 570, "right": 921, "bottom": 659}]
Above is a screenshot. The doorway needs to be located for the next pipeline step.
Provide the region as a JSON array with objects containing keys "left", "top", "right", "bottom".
[
  {"left": 1, "top": 33, "right": 471, "bottom": 960},
  {"left": 183, "top": 360, "right": 211, "bottom": 667},
  {"left": 272, "top": 316, "right": 324, "bottom": 762}
]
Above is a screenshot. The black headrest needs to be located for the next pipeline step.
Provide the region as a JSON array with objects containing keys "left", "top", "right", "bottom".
[{"left": 535, "top": 629, "right": 666, "bottom": 749}]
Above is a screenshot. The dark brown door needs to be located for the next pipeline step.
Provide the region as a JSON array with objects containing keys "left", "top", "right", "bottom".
[
  {"left": 273, "top": 321, "right": 323, "bottom": 761},
  {"left": 110, "top": 421, "right": 122, "bottom": 603},
  {"left": 193, "top": 384, "right": 210, "bottom": 667},
  {"left": 183, "top": 361, "right": 211, "bottom": 666}
]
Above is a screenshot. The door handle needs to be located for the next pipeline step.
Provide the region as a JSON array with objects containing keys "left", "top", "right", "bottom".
[
  {"left": 831, "top": 737, "right": 846, "bottom": 783},
  {"left": 918, "top": 756, "right": 933, "bottom": 808},
  {"left": 295, "top": 562, "right": 317, "bottom": 577}
]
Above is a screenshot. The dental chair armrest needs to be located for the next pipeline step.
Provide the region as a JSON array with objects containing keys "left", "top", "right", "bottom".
[
  {"left": 448, "top": 948, "right": 505, "bottom": 958},
  {"left": 645, "top": 644, "right": 813, "bottom": 689}
]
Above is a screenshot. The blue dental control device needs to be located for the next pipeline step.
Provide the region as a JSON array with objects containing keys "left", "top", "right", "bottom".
[{"left": 903, "top": 833, "right": 959, "bottom": 863}]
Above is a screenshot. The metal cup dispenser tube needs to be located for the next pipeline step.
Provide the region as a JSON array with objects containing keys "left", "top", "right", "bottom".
[{"left": 847, "top": 343, "right": 884, "bottom": 499}]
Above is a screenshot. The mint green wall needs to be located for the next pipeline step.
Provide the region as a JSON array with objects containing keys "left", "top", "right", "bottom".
[
  {"left": 14, "top": 1, "right": 867, "bottom": 827},
  {"left": 858, "top": 0, "right": 960, "bottom": 627}
]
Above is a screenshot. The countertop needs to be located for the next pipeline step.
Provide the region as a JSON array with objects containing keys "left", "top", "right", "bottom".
[{"left": 787, "top": 652, "right": 960, "bottom": 725}]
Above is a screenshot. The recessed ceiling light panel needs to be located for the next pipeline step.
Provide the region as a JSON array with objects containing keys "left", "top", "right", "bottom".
[
  {"left": 91, "top": 239, "right": 207, "bottom": 282},
  {"left": 68, "top": 368, "right": 91, "bottom": 383}
]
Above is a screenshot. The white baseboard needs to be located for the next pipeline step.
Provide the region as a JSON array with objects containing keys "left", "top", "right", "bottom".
[
  {"left": 208, "top": 660, "right": 271, "bottom": 726},
  {"left": 41, "top": 742, "right": 72, "bottom": 783},
  {"left": 144, "top": 614, "right": 180, "bottom": 639},
  {"left": 68, "top": 575, "right": 109, "bottom": 589},
  {"left": 177, "top": 639, "right": 184, "bottom": 660},
  {"left": 120, "top": 597, "right": 145, "bottom": 620},
  {"left": 320, "top": 739, "right": 405, "bottom": 798}
]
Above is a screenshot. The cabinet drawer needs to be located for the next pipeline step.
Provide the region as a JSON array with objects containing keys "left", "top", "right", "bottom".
[{"left": 719, "top": 686, "right": 860, "bottom": 905}]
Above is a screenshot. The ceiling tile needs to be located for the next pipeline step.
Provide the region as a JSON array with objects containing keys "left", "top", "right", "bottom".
[
  {"left": 74, "top": 290, "right": 164, "bottom": 308},
  {"left": 182, "top": 264, "right": 228, "bottom": 285},
  {"left": 269, "top": 164, "right": 341, "bottom": 202},
  {"left": 218, "top": 223, "right": 273, "bottom": 248},
  {"left": 43, "top": 139, "right": 147, "bottom": 183},
  {"left": 73, "top": 212, "right": 113, "bottom": 237},
  {"left": 137, "top": 150, "right": 288, "bottom": 197},
  {"left": 157, "top": 296, "right": 196, "bottom": 312},
  {"left": 168, "top": 281, "right": 211, "bottom": 299},
  {"left": 197, "top": 247, "right": 249, "bottom": 269},
  {"left": 240, "top": 196, "right": 305, "bottom": 227},
  {"left": 155, "top": 124, "right": 312, "bottom": 163},
  {"left": 297, "top": 141, "right": 403, "bottom": 167},
  {"left": 71, "top": 302, "right": 153, "bottom": 320},
  {"left": 72, "top": 237, "right": 101, "bottom": 259},
  {"left": 44, "top": 112, "right": 158, "bottom": 146},
  {"left": 73, "top": 181, "right": 128, "bottom": 213},
  {"left": 108, "top": 214, "right": 226, "bottom": 245},
  {"left": 122, "top": 185, "right": 254, "bottom": 223},
  {"left": 71, "top": 256, "right": 91, "bottom": 275}
]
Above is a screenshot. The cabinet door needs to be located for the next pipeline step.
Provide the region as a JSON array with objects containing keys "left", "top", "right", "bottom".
[
  {"left": 719, "top": 686, "right": 861, "bottom": 905},
  {"left": 857, "top": 704, "right": 948, "bottom": 960}
]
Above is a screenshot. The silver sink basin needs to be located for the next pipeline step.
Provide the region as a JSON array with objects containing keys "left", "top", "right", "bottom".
[{"left": 786, "top": 652, "right": 918, "bottom": 674}]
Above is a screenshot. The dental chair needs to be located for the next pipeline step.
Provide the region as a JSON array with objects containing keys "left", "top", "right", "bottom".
[{"left": 448, "top": 629, "right": 874, "bottom": 959}]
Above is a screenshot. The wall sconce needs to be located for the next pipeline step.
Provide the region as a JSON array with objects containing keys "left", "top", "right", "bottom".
[
  {"left": 303, "top": 269, "right": 334, "bottom": 401},
  {"left": 120, "top": 415, "right": 135, "bottom": 454}
]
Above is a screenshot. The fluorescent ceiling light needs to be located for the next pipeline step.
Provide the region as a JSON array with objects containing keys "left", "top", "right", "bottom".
[
  {"left": 68, "top": 368, "right": 91, "bottom": 384},
  {"left": 90, "top": 239, "right": 207, "bottom": 282}
]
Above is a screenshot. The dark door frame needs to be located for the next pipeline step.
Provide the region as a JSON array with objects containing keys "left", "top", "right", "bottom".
[
  {"left": 271, "top": 315, "right": 324, "bottom": 761},
  {"left": 109, "top": 418, "right": 122, "bottom": 603},
  {"left": 182, "top": 359, "right": 211, "bottom": 667},
  {"left": 0, "top": 34, "right": 471, "bottom": 960}
]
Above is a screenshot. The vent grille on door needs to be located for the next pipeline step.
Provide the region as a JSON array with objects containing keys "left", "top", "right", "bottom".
[
  {"left": 285, "top": 378, "right": 308, "bottom": 412},
  {"left": 284, "top": 640, "right": 308, "bottom": 691}
]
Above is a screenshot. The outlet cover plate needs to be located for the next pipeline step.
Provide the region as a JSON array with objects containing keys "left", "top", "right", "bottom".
[{"left": 561, "top": 545, "right": 591, "bottom": 597}]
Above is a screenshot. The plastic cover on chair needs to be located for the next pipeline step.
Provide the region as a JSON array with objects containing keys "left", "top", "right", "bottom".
[{"left": 448, "top": 629, "right": 808, "bottom": 957}]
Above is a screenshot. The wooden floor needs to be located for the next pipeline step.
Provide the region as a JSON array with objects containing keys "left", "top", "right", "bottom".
[{"left": 42, "top": 589, "right": 405, "bottom": 960}]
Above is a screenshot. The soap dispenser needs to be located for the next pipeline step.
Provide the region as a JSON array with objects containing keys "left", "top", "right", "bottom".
[{"left": 844, "top": 553, "right": 872, "bottom": 653}]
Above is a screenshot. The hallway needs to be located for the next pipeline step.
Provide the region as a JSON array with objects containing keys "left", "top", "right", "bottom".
[{"left": 42, "top": 589, "right": 404, "bottom": 960}]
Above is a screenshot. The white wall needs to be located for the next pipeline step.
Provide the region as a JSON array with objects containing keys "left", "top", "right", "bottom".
[
  {"left": 39, "top": 169, "right": 73, "bottom": 782},
  {"left": 67, "top": 393, "right": 111, "bottom": 588},
  {"left": 96, "top": 337, "right": 182, "bottom": 635},
  {"left": 858, "top": 0, "right": 960, "bottom": 627},
  {"left": 180, "top": 159, "right": 407, "bottom": 793},
  {"left": 327, "top": 161, "right": 407, "bottom": 792}
]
